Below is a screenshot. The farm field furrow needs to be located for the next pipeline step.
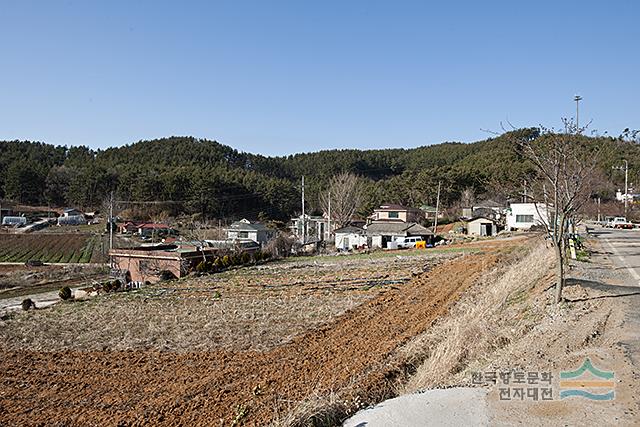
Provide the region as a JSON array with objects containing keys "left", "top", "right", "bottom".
[
  {"left": 0, "top": 234, "right": 101, "bottom": 264},
  {"left": 0, "top": 243, "right": 512, "bottom": 426}
]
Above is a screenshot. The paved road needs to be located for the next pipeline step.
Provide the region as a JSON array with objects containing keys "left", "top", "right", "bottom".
[
  {"left": 592, "top": 226, "right": 640, "bottom": 281},
  {"left": 343, "top": 388, "right": 489, "bottom": 427},
  {"left": 589, "top": 226, "right": 640, "bottom": 367}
]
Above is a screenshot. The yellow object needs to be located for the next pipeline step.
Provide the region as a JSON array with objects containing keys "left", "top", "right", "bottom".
[{"left": 416, "top": 241, "right": 426, "bottom": 249}]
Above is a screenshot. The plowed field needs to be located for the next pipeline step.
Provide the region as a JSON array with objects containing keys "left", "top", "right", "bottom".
[
  {"left": 0, "top": 246, "right": 507, "bottom": 426},
  {"left": 0, "top": 233, "right": 105, "bottom": 263}
]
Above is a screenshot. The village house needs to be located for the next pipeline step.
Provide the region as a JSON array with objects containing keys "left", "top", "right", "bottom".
[
  {"left": 462, "top": 199, "right": 506, "bottom": 220},
  {"left": 290, "top": 214, "right": 330, "bottom": 241},
  {"left": 506, "top": 203, "right": 551, "bottom": 231},
  {"left": 368, "top": 204, "right": 424, "bottom": 223},
  {"left": 366, "top": 221, "right": 433, "bottom": 249},
  {"left": 334, "top": 225, "right": 367, "bottom": 251},
  {"left": 119, "top": 221, "right": 142, "bottom": 234},
  {"left": 225, "top": 219, "right": 276, "bottom": 247},
  {"left": 138, "top": 223, "right": 174, "bottom": 237},
  {"left": 419, "top": 204, "right": 444, "bottom": 220},
  {"left": 109, "top": 244, "right": 218, "bottom": 283}
]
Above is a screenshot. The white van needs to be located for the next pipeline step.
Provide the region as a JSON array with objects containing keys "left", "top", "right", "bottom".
[{"left": 396, "top": 236, "right": 425, "bottom": 249}]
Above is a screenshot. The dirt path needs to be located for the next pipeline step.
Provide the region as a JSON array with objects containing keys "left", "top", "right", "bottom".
[{"left": 0, "top": 249, "right": 502, "bottom": 426}]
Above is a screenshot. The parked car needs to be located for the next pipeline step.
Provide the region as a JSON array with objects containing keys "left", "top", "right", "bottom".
[
  {"left": 600, "top": 216, "right": 615, "bottom": 227},
  {"left": 608, "top": 217, "right": 633, "bottom": 229},
  {"left": 396, "top": 236, "right": 425, "bottom": 249}
]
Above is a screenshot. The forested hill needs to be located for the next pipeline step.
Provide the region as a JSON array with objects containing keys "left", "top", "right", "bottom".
[{"left": 0, "top": 131, "right": 632, "bottom": 221}]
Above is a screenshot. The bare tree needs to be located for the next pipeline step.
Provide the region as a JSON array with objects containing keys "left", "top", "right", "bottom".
[
  {"left": 319, "top": 172, "right": 362, "bottom": 229},
  {"left": 460, "top": 187, "right": 475, "bottom": 207},
  {"left": 513, "top": 123, "right": 605, "bottom": 303}
]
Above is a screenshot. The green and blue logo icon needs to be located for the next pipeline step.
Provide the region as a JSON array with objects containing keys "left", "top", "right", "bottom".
[{"left": 559, "top": 358, "right": 615, "bottom": 401}]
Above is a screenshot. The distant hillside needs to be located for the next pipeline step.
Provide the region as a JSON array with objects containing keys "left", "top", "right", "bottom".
[{"left": 0, "top": 131, "right": 632, "bottom": 222}]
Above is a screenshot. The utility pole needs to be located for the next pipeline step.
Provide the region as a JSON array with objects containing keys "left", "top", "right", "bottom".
[
  {"left": 624, "top": 160, "right": 629, "bottom": 217},
  {"left": 327, "top": 192, "right": 331, "bottom": 241},
  {"left": 301, "top": 176, "right": 306, "bottom": 243},
  {"left": 574, "top": 95, "right": 583, "bottom": 130},
  {"left": 597, "top": 197, "right": 601, "bottom": 222},
  {"left": 434, "top": 181, "right": 441, "bottom": 236},
  {"left": 109, "top": 191, "right": 114, "bottom": 251}
]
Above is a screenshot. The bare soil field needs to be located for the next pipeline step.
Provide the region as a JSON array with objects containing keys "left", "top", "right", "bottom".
[
  {"left": 0, "top": 233, "right": 107, "bottom": 264},
  {"left": 0, "top": 242, "right": 517, "bottom": 426}
]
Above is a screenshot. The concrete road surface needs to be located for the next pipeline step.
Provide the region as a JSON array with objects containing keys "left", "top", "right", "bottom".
[
  {"left": 590, "top": 227, "right": 640, "bottom": 367},
  {"left": 343, "top": 388, "right": 489, "bottom": 427},
  {"left": 0, "top": 286, "right": 83, "bottom": 315}
]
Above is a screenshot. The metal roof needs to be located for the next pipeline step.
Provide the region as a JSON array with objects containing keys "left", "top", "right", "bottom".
[{"left": 366, "top": 221, "right": 433, "bottom": 236}]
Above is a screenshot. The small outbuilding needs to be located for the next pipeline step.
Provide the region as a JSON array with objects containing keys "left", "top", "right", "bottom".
[
  {"left": 334, "top": 225, "right": 367, "bottom": 251},
  {"left": 467, "top": 216, "right": 500, "bottom": 237},
  {"left": 109, "top": 244, "right": 218, "bottom": 283}
]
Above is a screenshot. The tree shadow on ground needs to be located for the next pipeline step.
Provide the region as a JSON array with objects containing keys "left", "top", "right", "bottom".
[{"left": 564, "top": 278, "right": 640, "bottom": 302}]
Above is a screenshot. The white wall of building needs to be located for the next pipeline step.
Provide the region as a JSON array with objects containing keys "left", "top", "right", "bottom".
[
  {"left": 335, "top": 232, "right": 367, "bottom": 250},
  {"left": 507, "top": 203, "right": 550, "bottom": 231}
]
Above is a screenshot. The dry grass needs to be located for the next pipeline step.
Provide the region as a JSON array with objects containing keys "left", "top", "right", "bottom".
[
  {"left": 271, "top": 390, "right": 349, "bottom": 427},
  {"left": 398, "top": 237, "right": 554, "bottom": 392},
  {"left": 0, "top": 289, "right": 367, "bottom": 352},
  {"left": 0, "top": 250, "right": 458, "bottom": 352}
]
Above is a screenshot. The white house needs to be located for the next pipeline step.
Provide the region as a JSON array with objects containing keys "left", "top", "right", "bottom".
[
  {"left": 334, "top": 226, "right": 367, "bottom": 251},
  {"left": 226, "top": 219, "right": 276, "bottom": 247},
  {"left": 366, "top": 221, "right": 432, "bottom": 249},
  {"left": 616, "top": 189, "right": 640, "bottom": 203},
  {"left": 506, "top": 203, "right": 551, "bottom": 231}
]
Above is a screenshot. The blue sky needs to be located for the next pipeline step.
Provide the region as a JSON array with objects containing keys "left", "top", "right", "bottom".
[{"left": 0, "top": 1, "right": 638, "bottom": 155}]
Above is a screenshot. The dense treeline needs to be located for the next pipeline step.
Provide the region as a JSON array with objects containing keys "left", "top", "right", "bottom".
[{"left": 0, "top": 131, "right": 634, "bottom": 221}]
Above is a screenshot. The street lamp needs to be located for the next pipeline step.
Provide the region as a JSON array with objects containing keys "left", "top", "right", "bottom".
[
  {"left": 574, "top": 95, "right": 583, "bottom": 130},
  {"left": 613, "top": 160, "right": 629, "bottom": 216}
]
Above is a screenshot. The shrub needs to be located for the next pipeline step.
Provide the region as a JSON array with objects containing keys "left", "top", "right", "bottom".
[
  {"left": 214, "top": 257, "right": 224, "bottom": 269},
  {"left": 230, "top": 254, "right": 241, "bottom": 266},
  {"left": 196, "top": 261, "right": 207, "bottom": 273},
  {"left": 21, "top": 298, "right": 35, "bottom": 311},
  {"left": 241, "top": 252, "right": 252, "bottom": 264},
  {"left": 264, "top": 233, "right": 293, "bottom": 258},
  {"left": 58, "top": 286, "right": 72, "bottom": 301},
  {"left": 102, "top": 281, "right": 113, "bottom": 293},
  {"left": 112, "top": 279, "right": 122, "bottom": 291},
  {"left": 221, "top": 255, "right": 232, "bottom": 268}
]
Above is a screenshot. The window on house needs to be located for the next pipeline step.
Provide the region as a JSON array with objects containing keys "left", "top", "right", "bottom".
[
  {"left": 238, "top": 231, "right": 249, "bottom": 238},
  {"left": 388, "top": 211, "right": 399, "bottom": 219},
  {"left": 516, "top": 215, "right": 534, "bottom": 223}
]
